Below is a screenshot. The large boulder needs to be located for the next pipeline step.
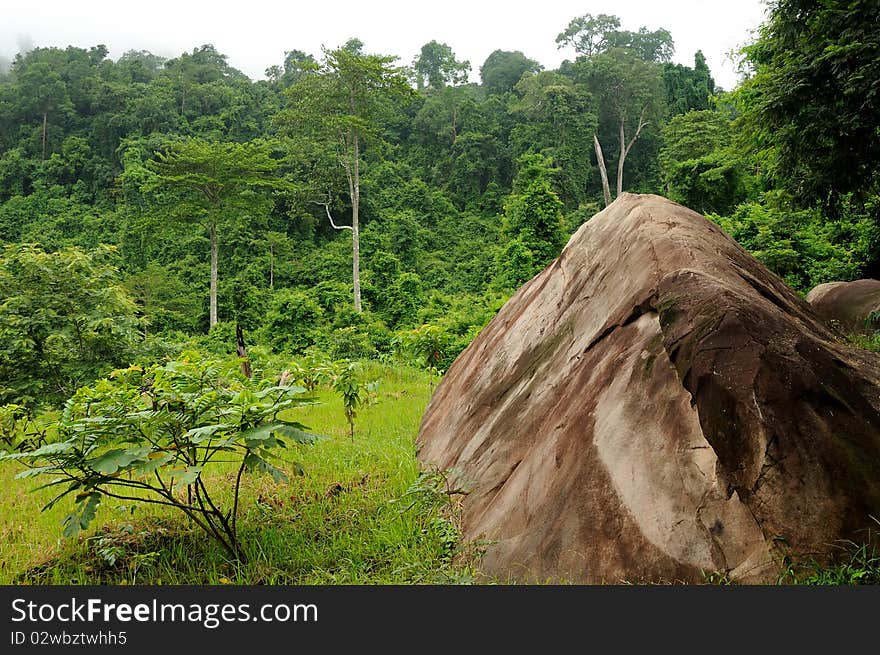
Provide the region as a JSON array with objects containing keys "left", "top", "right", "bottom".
[
  {"left": 417, "top": 193, "right": 880, "bottom": 584},
  {"left": 806, "top": 279, "right": 880, "bottom": 335}
]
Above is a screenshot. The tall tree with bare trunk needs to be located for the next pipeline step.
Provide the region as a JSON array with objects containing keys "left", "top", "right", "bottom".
[
  {"left": 280, "top": 39, "right": 412, "bottom": 312},
  {"left": 145, "top": 139, "right": 279, "bottom": 328},
  {"left": 578, "top": 49, "right": 663, "bottom": 205}
]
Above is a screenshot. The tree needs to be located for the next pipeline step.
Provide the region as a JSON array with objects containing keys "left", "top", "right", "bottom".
[
  {"left": 557, "top": 13, "right": 674, "bottom": 63},
  {"left": 14, "top": 60, "right": 73, "bottom": 160},
  {"left": 125, "top": 262, "right": 202, "bottom": 335},
  {"left": 144, "top": 139, "right": 279, "bottom": 328},
  {"left": 412, "top": 41, "right": 470, "bottom": 90},
  {"left": 735, "top": 0, "right": 880, "bottom": 212},
  {"left": 575, "top": 48, "right": 665, "bottom": 204},
  {"left": 331, "top": 360, "right": 376, "bottom": 439},
  {"left": 659, "top": 110, "right": 750, "bottom": 214},
  {"left": 509, "top": 71, "right": 597, "bottom": 207},
  {"left": 663, "top": 51, "right": 715, "bottom": 114},
  {"left": 0, "top": 244, "right": 141, "bottom": 408},
  {"left": 266, "top": 49, "right": 317, "bottom": 88},
  {"left": 659, "top": 110, "right": 732, "bottom": 170},
  {"left": 502, "top": 154, "right": 565, "bottom": 270},
  {"left": 479, "top": 50, "right": 541, "bottom": 95},
  {"left": 281, "top": 42, "right": 412, "bottom": 312},
  {"left": 556, "top": 14, "right": 622, "bottom": 57}
]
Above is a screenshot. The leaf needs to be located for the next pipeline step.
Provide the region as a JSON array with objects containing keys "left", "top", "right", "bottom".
[
  {"left": 254, "top": 385, "right": 306, "bottom": 398},
  {"left": 42, "top": 480, "right": 81, "bottom": 512},
  {"left": 240, "top": 424, "right": 278, "bottom": 448},
  {"left": 88, "top": 446, "right": 151, "bottom": 475},
  {"left": 131, "top": 451, "right": 175, "bottom": 478},
  {"left": 170, "top": 466, "right": 203, "bottom": 491},
  {"left": 14, "top": 465, "right": 58, "bottom": 479},
  {"left": 273, "top": 423, "right": 321, "bottom": 445},
  {"left": 276, "top": 418, "right": 312, "bottom": 430},
  {"left": 244, "top": 452, "right": 289, "bottom": 483},
  {"left": 240, "top": 422, "right": 319, "bottom": 448},
  {"left": 182, "top": 424, "right": 232, "bottom": 443},
  {"left": 62, "top": 492, "right": 101, "bottom": 538},
  {"left": 0, "top": 440, "right": 76, "bottom": 460}
]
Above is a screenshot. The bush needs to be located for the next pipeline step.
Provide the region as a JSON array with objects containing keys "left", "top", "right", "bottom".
[
  {"left": 263, "top": 288, "right": 324, "bottom": 354},
  {"left": 0, "top": 244, "right": 142, "bottom": 408},
  {"left": 326, "top": 326, "right": 378, "bottom": 360},
  {"left": 494, "top": 238, "right": 535, "bottom": 290},
  {"left": 0, "top": 355, "right": 319, "bottom": 559},
  {"left": 708, "top": 195, "right": 879, "bottom": 292}
]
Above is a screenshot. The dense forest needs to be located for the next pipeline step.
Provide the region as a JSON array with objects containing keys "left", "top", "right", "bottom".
[{"left": 0, "top": 3, "right": 878, "bottom": 409}]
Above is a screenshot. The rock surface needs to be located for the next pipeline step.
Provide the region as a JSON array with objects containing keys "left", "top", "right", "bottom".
[
  {"left": 417, "top": 193, "right": 880, "bottom": 584},
  {"left": 806, "top": 279, "right": 880, "bottom": 335}
]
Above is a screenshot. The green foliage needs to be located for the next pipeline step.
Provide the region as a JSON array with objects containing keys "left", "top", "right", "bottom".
[
  {"left": 331, "top": 360, "right": 377, "bottom": 439},
  {"left": 393, "top": 325, "right": 448, "bottom": 371},
  {"left": 735, "top": 0, "right": 880, "bottom": 210},
  {"left": 479, "top": 50, "right": 541, "bottom": 95},
  {"left": 0, "top": 244, "right": 141, "bottom": 408},
  {"left": 393, "top": 469, "right": 467, "bottom": 568},
  {"left": 264, "top": 288, "right": 324, "bottom": 353},
  {"left": 143, "top": 138, "right": 281, "bottom": 327},
  {"left": 0, "top": 365, "right": 479, "bottom": 585},
  {"left": 0, "top": 355, "right": 319, "bottom": 558},
  {"left": 285, "top": 352, "right": 336, "bottom": 395},
  {"left": 125, "top": 262, "right": 202, "bottom": 334},
  {"left": 383, "top": 272, "right": 425, "bottom": 328},
  {"left": 556, "top": 13, "right": 674, "bottom": 63},
  {"left": 708, "top": 196, "right": 879, "bottom": 291},
  {"left": 777, "top": 528, "right": 880, "bottom": 585},
  {"left": 575, "top": 47, "right": 666, "bottom": 136},
  {"left": 327, "top": 325, "right": 379, "bottom": 361},
  {"left": 495, "top": 238, "right": 536, "bottom": 290},
  {"left": 501, "top": 153, "right": 566, "bottom": 274},
  {"left": 659, "top": 110, "right": 752, "bottom": 215},
  {"left": 412, "top": 41, "right": 470, "bottom": 90},
  {"left": 663, "top": 51, "right": 715, "bottom": 113},
  {"left": 509, "top": 71, "right": 597, "bottom": 208}
]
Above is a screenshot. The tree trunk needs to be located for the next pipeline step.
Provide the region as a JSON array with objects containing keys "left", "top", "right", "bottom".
[
  {"left": 616, "top": 110, "right": 647, "bottom": 199},
  {"left": 617, "top": 118, "right": 626, "bottom": 197},
  {"left": 236, "top": 323, "right": 252, "bottom": 378},
  {"left": 451, "top": 102, "right": 458, "bottom": 144},
  {"left": 351, "top": 135, "right": 362, "bottom": 313},
  {"left": 593, "top": 133, "right": 612, "bottom": 207},
  {"left": 209, "top": 217, "right": 218, "bottom": 328},
  {"left": 269, "top": 244, "right": 274, "bottom": 290},
  {"left": 41, "top": 112, "right": 47, "bottom": 161}
]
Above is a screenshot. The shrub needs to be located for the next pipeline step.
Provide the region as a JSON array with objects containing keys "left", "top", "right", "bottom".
[
  {"left": 263, "top": 288, "right": 324, "bottom": 353},
  {"left": 0, "top": 244, "right": 142, "bottom": 408},
  {"left": 0, "top": 355, "right": 319, "bottom": 560}
]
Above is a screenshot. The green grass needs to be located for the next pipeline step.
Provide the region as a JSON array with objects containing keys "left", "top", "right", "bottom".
[
  {"left": 848, "top": 332, "right": 880, "bottom": 352},
  {"left": 0, "top": 362, "right": 481, "bottom": 584},
  {"left": 777, "top": 537, "right": 880, "bottom": 585}
]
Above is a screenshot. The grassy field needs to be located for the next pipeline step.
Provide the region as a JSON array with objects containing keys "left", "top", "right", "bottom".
[{"left": 0, "top": 362, "right": 481, "bottom": 585}]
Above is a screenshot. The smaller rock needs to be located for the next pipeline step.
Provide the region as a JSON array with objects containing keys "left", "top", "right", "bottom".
[{"left": 806, "top": 279, "right": 880, "bottom": 334}]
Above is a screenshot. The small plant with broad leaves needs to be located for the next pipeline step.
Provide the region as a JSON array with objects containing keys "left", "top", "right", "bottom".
[
  {"left": 0, "top": 354, "right": 319, "bottom": 560},
  {"left": 331, "top": 360, "right": 378, "bottom": 440},
  {"left": 286, "top": 352, "right": 336, "bottom": 395}
]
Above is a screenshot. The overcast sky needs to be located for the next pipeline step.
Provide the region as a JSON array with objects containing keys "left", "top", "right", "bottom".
[{"left": 0, "top": 0, "right": 768, "bottom": 91}]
